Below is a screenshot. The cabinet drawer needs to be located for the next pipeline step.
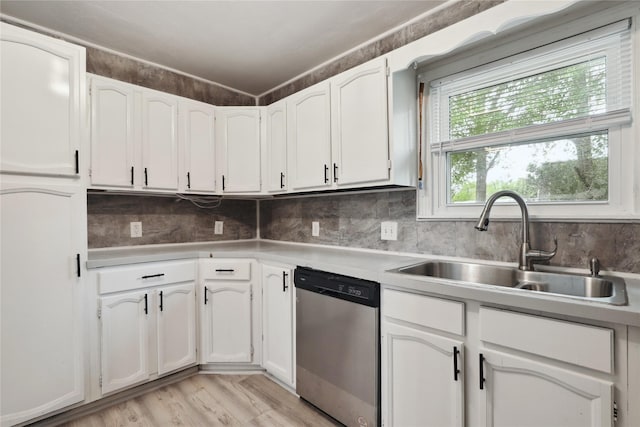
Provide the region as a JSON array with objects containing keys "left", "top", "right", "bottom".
[
  {"left": 383, "top": 288, "right": 465, "bottom": 336},
  {"left": 200, "top": 259, "right": 251, "bottom": 281},
  {"left": 479, "top": 307, "right": 613, "bottom": 373},
  {"left": 98, "top": 260, "right": 196, "bottom": 294}
]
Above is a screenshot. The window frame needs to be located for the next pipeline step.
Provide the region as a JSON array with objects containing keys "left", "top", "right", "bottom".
[{"left": 417, "top": 10, "right": 639, "bottom": 221}]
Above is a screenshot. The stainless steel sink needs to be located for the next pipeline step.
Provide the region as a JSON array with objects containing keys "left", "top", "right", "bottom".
[{"left": 393, "top": 261, "right": 627, "bottom": 305}]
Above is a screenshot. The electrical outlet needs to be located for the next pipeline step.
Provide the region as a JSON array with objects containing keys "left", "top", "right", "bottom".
[
  {"left": 130, "top": 222, "right": 142, "bottom": 238},
  {"left": 214, "top": 221, "right": 224, "bottom": 235},
  {"left": 312, "top": 221, "right": 320, "bottom": 237},
  {"left": 381, "top": 221, "right": 398, "bottom": 240}
]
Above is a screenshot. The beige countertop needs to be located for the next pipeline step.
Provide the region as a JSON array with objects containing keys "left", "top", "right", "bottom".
[{"left": 88, "top": 239, "right": 640, "bottom": 327}]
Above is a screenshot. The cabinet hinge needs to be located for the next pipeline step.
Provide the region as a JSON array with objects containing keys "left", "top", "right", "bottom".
[
  {"left": 250, "top": 290, "right": 253, "bottom": 301},
  {"left": 387, "top": 159, "right": 392, "bottom": 170},
  {"left": 99, "top": 375, "right": 102, "bottom": 387},
  {"left": 97, "top": 307, "right": 101, "bottom": 319},
  {"left": 251, "top": 345, "right": 254, "bottom": 358},
  {"left": 386, "top": 66, "right": 390, "bottom": 77},
  {"left": 613, "top": 400, "right": 618, "bottom": 422}
]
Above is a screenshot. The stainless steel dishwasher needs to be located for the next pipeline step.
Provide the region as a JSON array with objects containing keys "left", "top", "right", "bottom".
[{"left": 295, "top": 266, "right": 380, "bottom": 427}]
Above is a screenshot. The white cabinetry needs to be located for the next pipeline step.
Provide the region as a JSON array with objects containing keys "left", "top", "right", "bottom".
[
  {"left": 287, "top": 81, "right": 332, "bottom": 191},
  {"left": 141, "top": 90, "right": 179, "bottom": 191},
  {"left": 382, "top": 289, "right": 465, "bottom": 427},
  {"left": 1, "top": 22, "right": 84, "bottom": 178},
  {"left": 382, "top": 286, "right": 619, "bottom": 427},
  {"left": 1, "top": 181, "right": 86, "bottom": 426},
  {"left": 215, "top": 108, "right": 262, "bottom": 193},
  {"left": 1, "top": 22, "right": 87, "bottom": 427},
  {"left": 265, "top": 100, "right": 288, "bottom": 193},
  {"left": 261, "top": 264, "right": 294, "bottom": 387},
  {"left": 331, "top": 57, "right": 390, "bottom": 187},
  {"left": 179, "top": 98, "right": 216, "bottom": 193},
  {"left": 100, "top": 289, "right": 150, "bottom": 394},
  {"left": 89, "top": 75, "right": 136, "bottom": 188},
  {"left": 97, "top": 261, "right": 196, "bottom": 395},
  {"left": 200, "top": 259, "right": 254, "bottom": 363}
]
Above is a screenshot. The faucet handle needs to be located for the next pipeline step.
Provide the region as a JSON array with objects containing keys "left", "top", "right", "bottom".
[
  {"left": 527, "top": 236, "right": 558, "bottom": 263},
  {"left": 590, "top": 257, "right": 600, "bottom": 277}
]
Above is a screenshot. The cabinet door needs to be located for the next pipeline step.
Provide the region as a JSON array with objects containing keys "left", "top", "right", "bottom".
[
  {"left": 141, "top": 90, "right": 179, "bottom": 190},
  {"left": 331, "top": 57, "right": 389, "bottom": 187},
  {"left": 478, "top": 349, "right": 613, "bottom": 427},
  {"left": 89, "top": 75, "right": 136, "bottom": 188},
  {"left": 262, "top": 264, "right": 294, "bottom": 386},
  {"left": 100, "top": 290, "right": 150, "bottom": 395},
  {"left": 201, "top": 281, "right": 252, "bottom": 362},
  {"left": 0, "top": 22, "right": 84, "bottom": 177},
  {"left": 216, "top": 108, "right": 261, "bottom": 193},
  {"left": 179, "top": 99, "right": 216, "bottom": 193},
  {"left": 288, "top": 82, "right": 332, "bottom": 191},
  {"left": 382, "top": 321, "right": 464, "bottom": 427},
  {"left": 156, "top": 283, "right": 197, "bottom": 375},
  {"left": 1, "top": 181, "right": 85, "bottom": 426},
  {"left": 266, "top": 100, "right": 288, "bottom": 193}
]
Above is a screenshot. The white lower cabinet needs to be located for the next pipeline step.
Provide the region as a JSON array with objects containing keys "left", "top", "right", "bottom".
[
  {"left": 200, "top": 259, "right": 255, "bottom": 363},
  {"left": 97, "top": 261, "right": 196, "bottom": 396},
  {"left": 261, "top": 263, "right": 294, "bottom": 387},
  {"left": 100, "top": 289, "right": 150, "bottom": 395},
  {"left": 383, "top": 321, "right": 464, "bottom": 427},
  {"left": 479, "top": 349, "right": 613, "bottom": 427},
  {"left": 382, "top": 287, "right": 619, "bottom": 427},
  {"left": 1, "top": 180, "right": 86, "bottom": 426}
]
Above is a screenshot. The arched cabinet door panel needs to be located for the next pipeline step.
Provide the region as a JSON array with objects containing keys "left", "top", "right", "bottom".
[{"left": 1, "top": 22, "right": 85, "bottom": 177}]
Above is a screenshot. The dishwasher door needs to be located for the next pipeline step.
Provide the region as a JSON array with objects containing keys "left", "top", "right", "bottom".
[{"left": 296, "top": 286, "right": 379, "bottom": 427}]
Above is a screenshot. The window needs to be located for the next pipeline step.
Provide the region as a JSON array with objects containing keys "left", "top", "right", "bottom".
[{"left": 419, "top": 17, "right": 637, "bottom": 220}]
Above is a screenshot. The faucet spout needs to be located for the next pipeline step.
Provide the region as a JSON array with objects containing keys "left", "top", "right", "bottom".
[{"left": 475, "top": 190, "right": 555, "bottom": 271}]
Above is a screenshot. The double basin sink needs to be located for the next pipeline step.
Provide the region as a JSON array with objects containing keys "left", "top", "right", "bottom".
[{"left": 392, "top": 260, "right": 627, "bottom": 305}]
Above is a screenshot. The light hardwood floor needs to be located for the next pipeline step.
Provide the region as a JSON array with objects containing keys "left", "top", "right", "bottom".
[{"left": 59, "top": 374, "right": 340, "bottom": 427}]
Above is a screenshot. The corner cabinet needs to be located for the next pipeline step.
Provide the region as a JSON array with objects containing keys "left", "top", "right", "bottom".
[
  {"left": 200, "top": 259, "right": 255, "bottom": 363},
  {"left": 330, "top": 57, "right": 391, "bottom": 187},
  {"left": 1, "top": 22, "right": 85, "bottom": 178},
  {"left": 265, "top": 100, "right": 288, "bottom": 193},
  {"left": 261, "top": 263, "right": 295, "bottom": 387},
  {"left": 215, "top": 108, "right": 262, "bottom": 193},
  {"left": 287, "top": 81, "right": 332, "bottom": 191}
]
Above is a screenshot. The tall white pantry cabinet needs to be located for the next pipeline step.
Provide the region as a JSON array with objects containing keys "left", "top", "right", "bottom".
[{"left": 0, "top": 22, "right": 88, "bottom": 427}]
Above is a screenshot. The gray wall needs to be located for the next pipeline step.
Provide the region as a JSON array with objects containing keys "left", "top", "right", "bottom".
[
  {"left": 260, "top": 191, "right": 640, "bottom": 274},
  {"left": 88, "top": 194, "right": 256, "bottom": 248}
]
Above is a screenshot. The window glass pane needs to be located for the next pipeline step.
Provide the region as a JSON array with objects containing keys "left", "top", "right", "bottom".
[
  {"left": 449, "top": 58, "right": 606, "bottom": 139},
  {"left": 448, "top": 132, "right": 608, "bottom": 203}
]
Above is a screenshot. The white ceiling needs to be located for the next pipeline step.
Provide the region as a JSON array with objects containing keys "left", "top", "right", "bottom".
[{"left": 0, "top": 1, "right": 447, "bottom": 96}]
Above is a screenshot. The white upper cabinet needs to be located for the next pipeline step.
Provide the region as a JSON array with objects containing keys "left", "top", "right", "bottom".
[
  {"left": 1, "top": 22, "right": 85, "bottom": 178},
  {"left": 287, "top": 81, "right": 332, "bottom": 191},
  {"left": 331, "top": 57, "right": 390, "bottom": 187},
  {"left": 215, "top": 107, "right": 262, "bottom": 193},
  {"left": 179, "top": 99, "right": 216, "bottom": 193},
  {"left": 141, "top": 90, "right": 179, "bottom": 191},
  {"left": 89, "top": 75, "right": 137, "bottom": 188},
  {"left": 265, "top": 100, "right": 288, "bottom": 193}
]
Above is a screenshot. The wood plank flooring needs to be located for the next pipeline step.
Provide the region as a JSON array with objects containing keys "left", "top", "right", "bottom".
[{"left": 59, "top": 374, "right": 340, "bottom": 427}]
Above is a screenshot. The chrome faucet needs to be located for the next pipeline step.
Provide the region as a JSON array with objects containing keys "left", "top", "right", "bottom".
[{"left": 475, "top": 190, "right": 557, "bottom": 271}]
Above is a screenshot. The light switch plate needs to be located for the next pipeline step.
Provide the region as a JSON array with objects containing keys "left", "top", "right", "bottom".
[
  {"left": 214, "top": 221, "right": 224, "bottom": 234},
  {"left": 381, "top": 221, "right": 397, "bottom": 240},
  {"left": 312, "top": 221, "right": 320, "bottom": 237},
  {"left": 130, "top": 222, "right": 142, "bottom": 238}
]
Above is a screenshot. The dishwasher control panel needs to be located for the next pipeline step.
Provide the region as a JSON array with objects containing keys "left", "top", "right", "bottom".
[{"left": 294, "top": 266, "right": 380, "bottom": 307}]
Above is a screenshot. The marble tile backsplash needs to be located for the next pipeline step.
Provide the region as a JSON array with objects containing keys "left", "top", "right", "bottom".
[
  {"left": 259, "top": 190, "right": 640, "bottom": 274},
  {"left": 88, "top": 194, "right": 256, "bottom": 248}
]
